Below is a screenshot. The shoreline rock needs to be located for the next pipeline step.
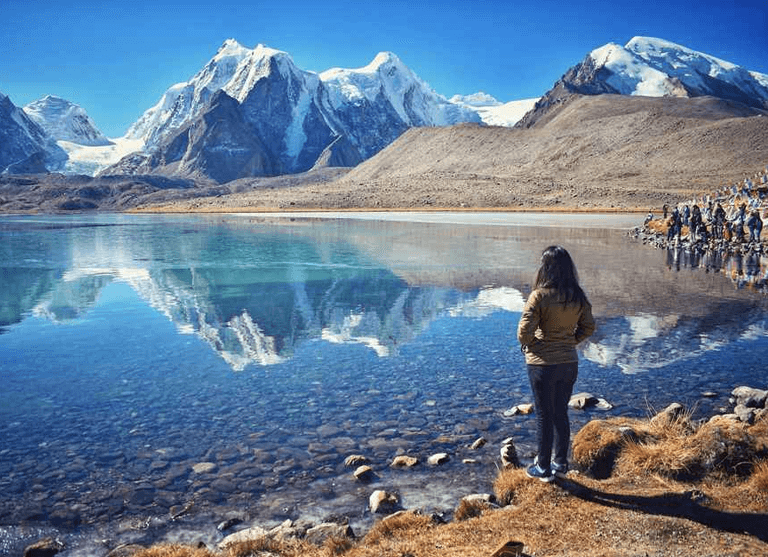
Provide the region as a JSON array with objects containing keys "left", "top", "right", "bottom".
[{"left": 369, "top": 490, "right": 400, "bottom": 514}]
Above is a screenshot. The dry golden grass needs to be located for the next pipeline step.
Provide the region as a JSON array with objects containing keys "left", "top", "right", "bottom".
[
  {"left": 492, "top": 467, "right": 530, "bottom": 507},
  {"left": 135, "top": 537, "right": 318, "bottom": 557},
  {"left": 453, "top": 499, "right": 492, "bottom": 521},
  {"left": 749, "top": 415, "right": 768, "bottom": 442},
  {"left": 221, "top": 537, "right": 308, "bottom": 557},
  {"left": 646, "top": 218, "right": 669, "bottom": 234},
  {"left": 748, "top": 460, "right": 768, "bottom": 492},
  {"left": 571, "top": 417, "right": 641, "bottom": 479},
  {"left": 320, "top": 536, "right": 356, "bottom": 556},
  {"left": 360, "top": 510, "right": 434, "bottom": 546},
  {"left": 614, "top": 414, "right": 761, "bottom": 483},
  {"left": 134, "top": 546, "right": 214, "bottom": 557}
]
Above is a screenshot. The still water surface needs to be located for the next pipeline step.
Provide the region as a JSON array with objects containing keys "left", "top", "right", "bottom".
[{"left": 1, "top": 212, "right": 767, "bottom": 554}]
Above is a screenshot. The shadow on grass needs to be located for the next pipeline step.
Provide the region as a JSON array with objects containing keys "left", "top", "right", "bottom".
[{"left": 556, "top": 477, "right": 768, "bottom": 542}]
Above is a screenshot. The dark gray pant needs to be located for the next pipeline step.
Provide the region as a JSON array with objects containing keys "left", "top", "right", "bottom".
[{"left": 527, "top": 361, "right": 578, "bottom": 468}]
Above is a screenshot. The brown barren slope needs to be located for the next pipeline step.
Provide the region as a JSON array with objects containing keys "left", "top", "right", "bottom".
[{"left": 140, "top": 94, "right": 768, "bottom": 213}]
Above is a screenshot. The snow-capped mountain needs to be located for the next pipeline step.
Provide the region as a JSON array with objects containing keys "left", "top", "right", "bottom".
[
  {"left": 10, "top": 36, "right": 766, "bottom": 180},
  {"left": 108, "top": 40, "right": 482, "bottom": 181},
  {"left": 588, "top": 37, "right": 768, "bottom": 105},
  {"left": 518, "top": 36, "right": 768, "bottom": 128},
  {"left": 24, "top": 95, "right": 112, "bottom": 146},
  {"left": 112, "top": 43, "right": 338, "bottom": 179},
  {"left": 316, "top": 50, "right": 481, "bottom": 161},
  {"left": 127, "top": 41, "right": 481, "bottom": 152},
  {"left": 322, "top": 51, "right": 456, "bottom": 125},
  {"left": 450, "top": 92, "right": 539, "bottom": 126},
  {"left": 125, "top": 39, "right": 253, "bottom": 147},
  {"left": 0, "top": 92, "right": 67, "bottom": 174}
]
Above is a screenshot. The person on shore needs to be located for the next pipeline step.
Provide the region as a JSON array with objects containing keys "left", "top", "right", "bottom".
[
  {"left": 667, "top": 207, "right": 681, "bottom": 243},
  {"left": 696, "top": 219, "right": 709, "bottom": 244},
  {"left": 517, "top": 246, "right": 596, "bottom": 482},
  {"left": 690, "top": 204, "right": 702, "bottom": 242},
  {"left": 725, "top": 221, "right": 733, "bottom": 241},
  {"left": 644, "top": 210, "right": 653, "bottom": 225},
  {"left": 733, "top": 204, "right": 747, "bottom": 242},
  {"left": 714, "top": 203, "right": 726, "bottom": 240},
  {"left": 747, "top": 210, "right": 763, "bottom": 243}
]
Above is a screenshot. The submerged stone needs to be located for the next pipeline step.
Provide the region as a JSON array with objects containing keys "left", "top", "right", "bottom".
[
  {"left": 191, "top": 462, "right": 217, "bottom": 474},
  {"left": 470, "top": 437, "right": 487, "bottom": 449},
  {"left": 353, "top": 465, "right": 376, "bottom": 482},
  {"left": 344, "top": 454, "right": 370, "bottom": 467},
  {"left": 23, "top": 538, "right": 64, "bottom": 557},
  {"left": 503, "top": 403, "right": 534, "bottom": 416},
  {"left": 390, "top": 455, "right": 419, "bottom": 468},
  {"left": 428, "top": 453, "right": 450, "bottom": 465}
]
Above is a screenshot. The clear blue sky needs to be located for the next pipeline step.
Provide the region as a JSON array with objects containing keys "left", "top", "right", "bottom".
[{"left": 2, "top": 0, "right": 766, "bottom": 137}]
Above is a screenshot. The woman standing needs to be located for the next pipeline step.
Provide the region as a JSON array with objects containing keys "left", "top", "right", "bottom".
[{"left": 517, "top": 246, "right": 595, "bottom": 481}]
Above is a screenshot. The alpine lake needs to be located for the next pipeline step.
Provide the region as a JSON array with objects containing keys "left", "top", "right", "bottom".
[{"left": 1, "top": 212, "right": 767, "bottom": 556}]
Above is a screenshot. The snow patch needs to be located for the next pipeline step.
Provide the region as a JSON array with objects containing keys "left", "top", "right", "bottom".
[
  {"left": 58, "top": 136, "right": 145, "bottom": 175},
  {"left": 450, "top": 92, "right": 501, "bottom": 107},
  {"left": 587, "top": 36, "right": 768, "bottom": 103},
  {"left": 591, "top": 42, "right": 678, "bottom": 97},
  {"left": 285, "top": 81, "right": 311, "bottom": 159},
  {"left": 452, "top": 95, "right": 538, "bottom": 127}
]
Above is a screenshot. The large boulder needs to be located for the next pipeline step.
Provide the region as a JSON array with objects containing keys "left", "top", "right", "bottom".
[
  {"left": 731, "top": 386, "right": 768, "bottom": 409},
  {"left": 369, "top": 490, "right": 400, "bottom": 514},
  {"left": 305, "top": 522, "right": 355, "bottom": 545},
  {"left": 218, "top": 525, "right": 268, "bottom": 548}
]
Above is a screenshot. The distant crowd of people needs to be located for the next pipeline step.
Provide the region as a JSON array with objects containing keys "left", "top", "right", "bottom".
[
  {"left": 644, "top": 166, "right": 768, "bottom": 249},
  {"left": 639, "top": 165, "right": 768, "bottom": 293}
]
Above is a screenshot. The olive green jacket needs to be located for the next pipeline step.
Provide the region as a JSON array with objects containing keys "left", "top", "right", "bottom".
[{"left": 517, "top": 288, "right": 596, "bottom": 365}]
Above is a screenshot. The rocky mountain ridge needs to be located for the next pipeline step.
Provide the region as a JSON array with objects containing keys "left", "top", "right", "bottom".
[
  {"left": 155, "top": 94, "right": 764, "bottom": 213},
  {"left": 2, "top": 36, "right": 768, "bottom": 200},
  {"left": 333, "top": 94, "right": 768, "bottom": 205},
  {"left": 0, "top": 40, "right": 495, "bottom": 177},
  {"left": 106, "top": 41, "right": 483, "bottom": 182},
  {"left": 0, "top": 93, "right": 67, "bottom": 174},
  {"left": 517, "top": 36, "right": 768, "bottom": 128}
]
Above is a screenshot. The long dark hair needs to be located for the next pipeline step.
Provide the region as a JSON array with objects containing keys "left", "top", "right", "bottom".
[{"left": 534, "top": 245, "right": 588, "bottom": 305}]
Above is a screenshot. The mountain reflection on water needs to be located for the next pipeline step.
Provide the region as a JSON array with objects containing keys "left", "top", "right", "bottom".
[
  {"left": 1, "top": 213, "right": 768, "bottom": 554},
  {"left": 0, "top": 216, "right": 519, "bottom": 369},
  {"left": 2, "top": 213, "right": 766, "bottom": 374}
]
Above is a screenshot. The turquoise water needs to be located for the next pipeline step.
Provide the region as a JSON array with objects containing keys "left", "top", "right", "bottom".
[{"left": 1, "top": 213, "right": 767, "bottom": 554}]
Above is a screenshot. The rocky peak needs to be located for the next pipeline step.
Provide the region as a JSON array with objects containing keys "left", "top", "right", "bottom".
[
  {"left": 24, "top": 95, "right": 112, "bottom": 146},
  {"left": 517, "top": 36, "right": 768, "bottom": 129},
  {"left": 0, "top": 92, "right": 67, "bottom": 174}
]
